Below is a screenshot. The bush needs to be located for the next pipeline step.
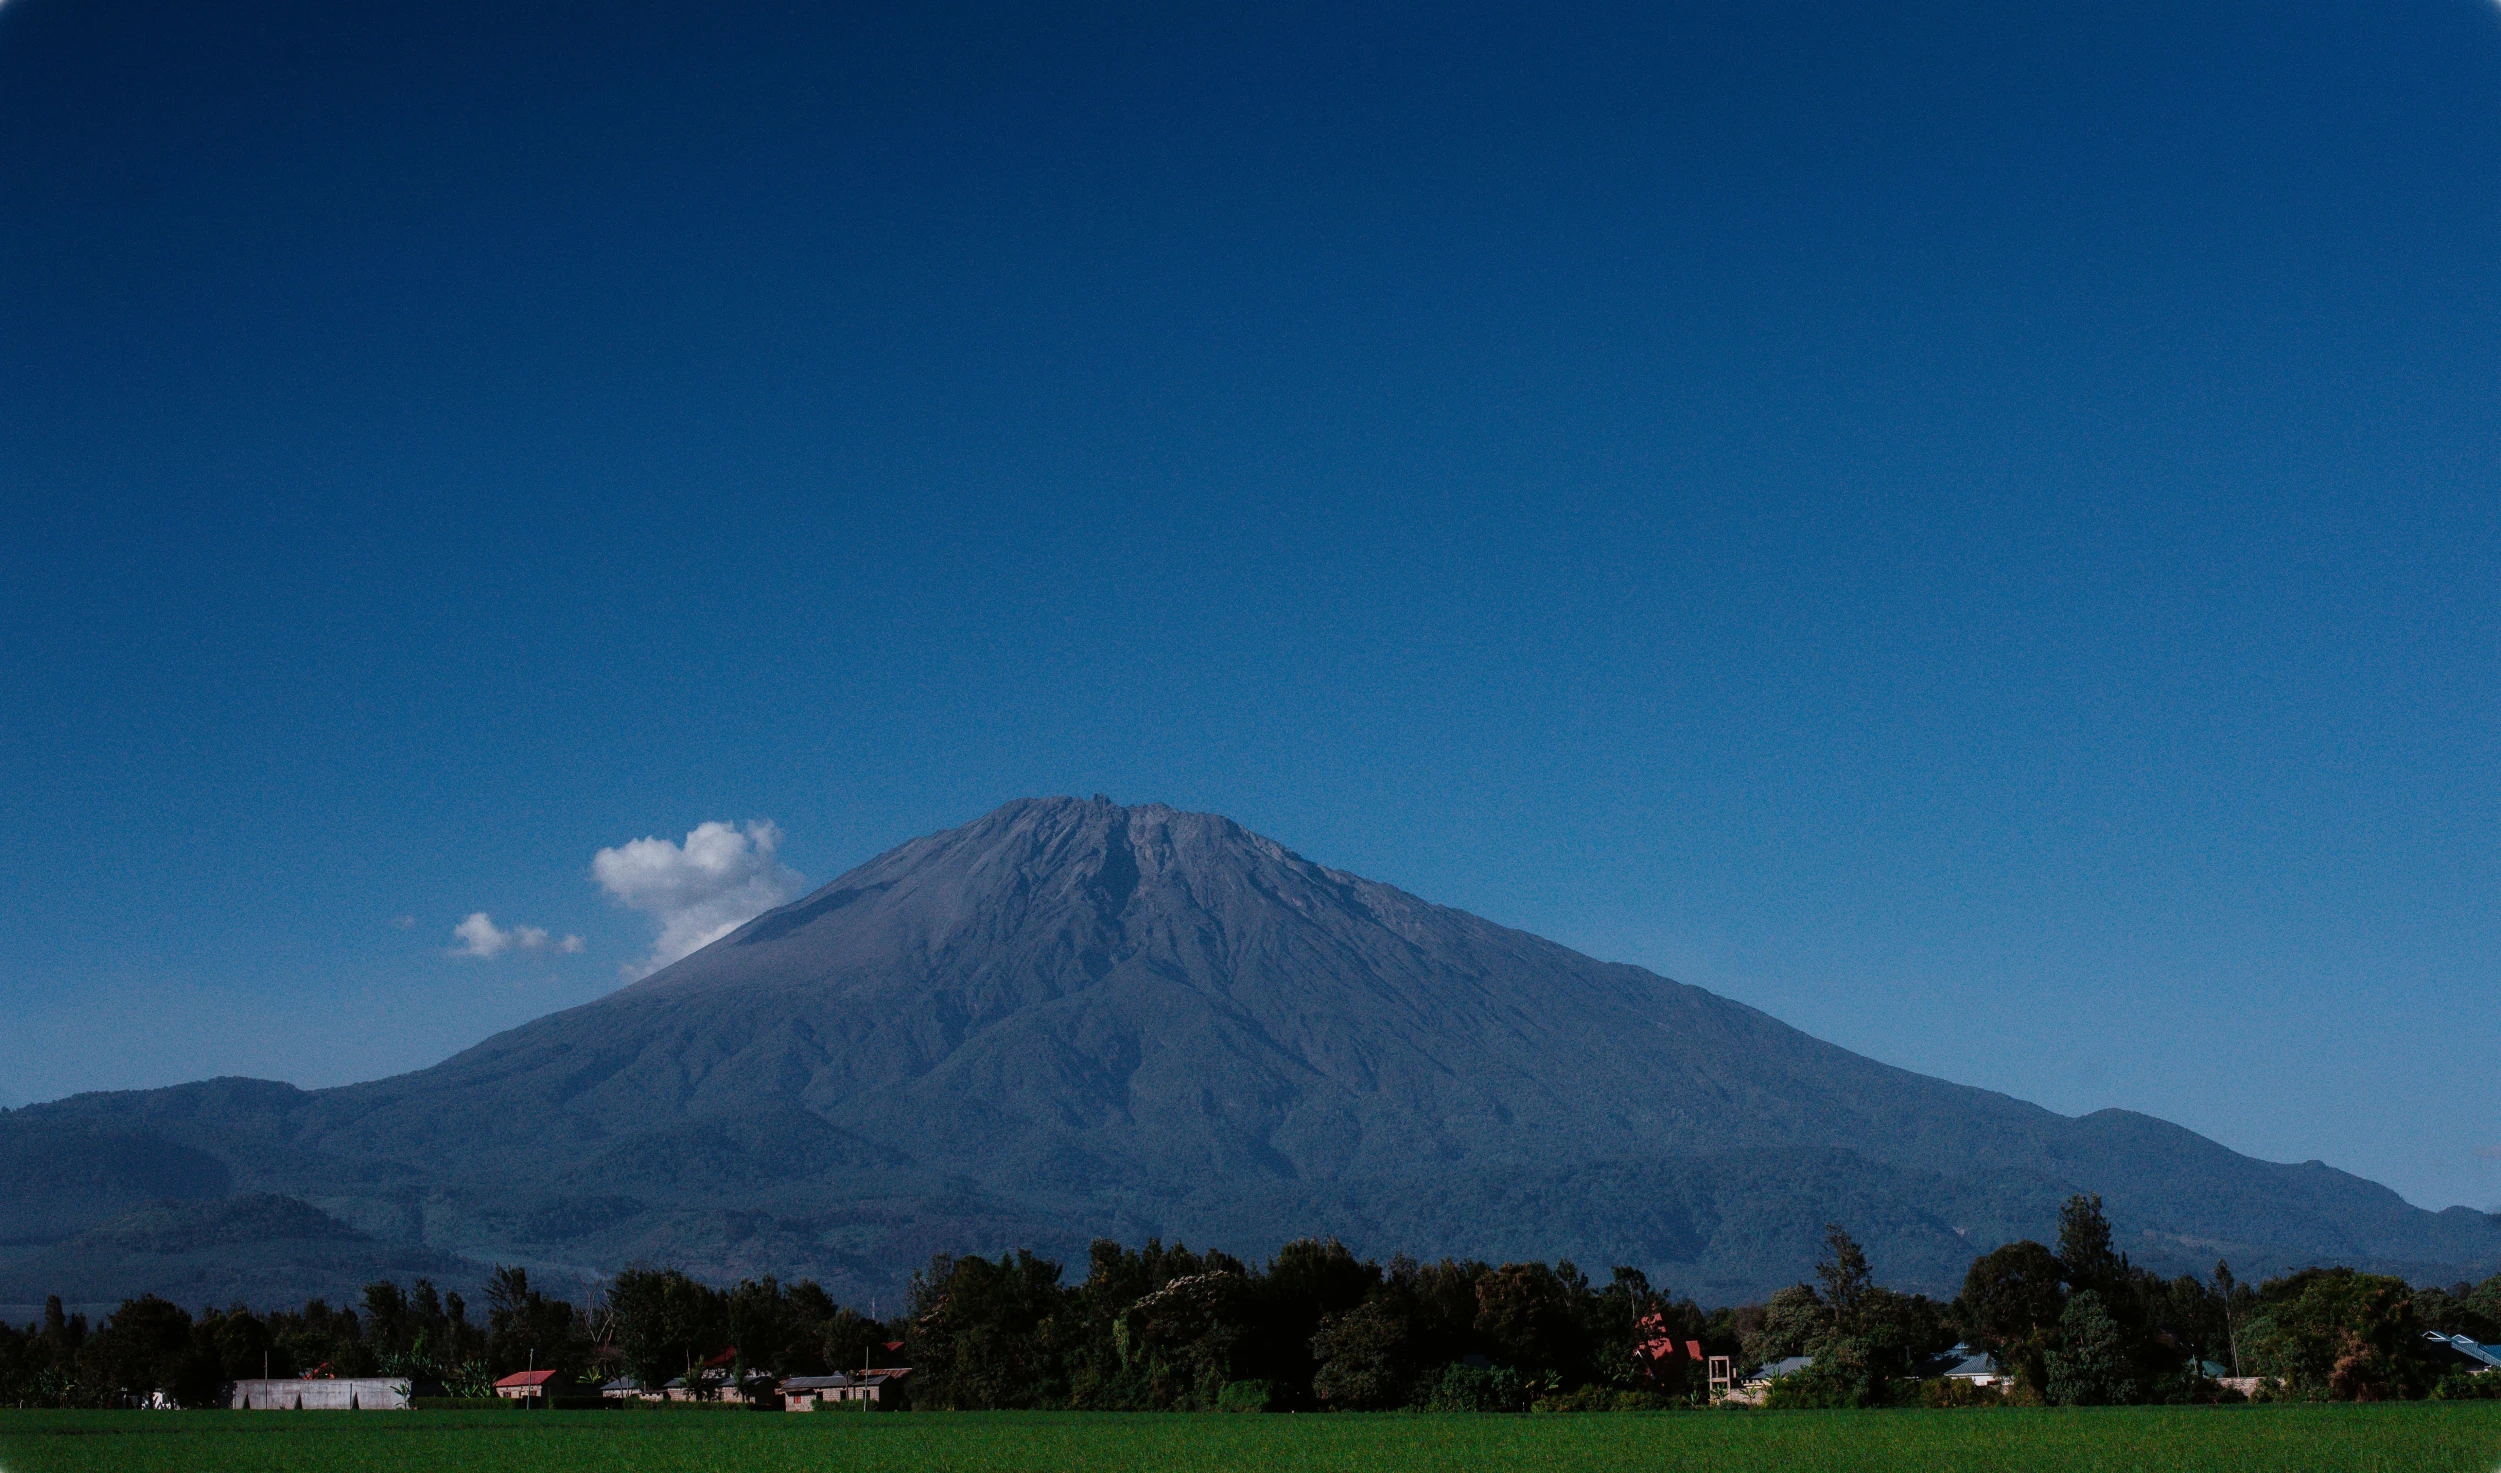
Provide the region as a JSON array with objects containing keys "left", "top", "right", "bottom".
[
  {"left": 1916, "top": 1378, "right": 2009, "bottom": 1409},
  {"left": 1530, "top": 1385, "right": 1672, "bottom": 1412},
  {"left": 2148, "top": 1372, "right": 2237, "bottom": 1405},
  {"left": 1426, "top": 1363, "right": 1525, "bottom": 1413},
  {"left": 1216, "top": 1379, "right": 1273, "bottom": 1412},
  {"left": 1758, "top": 1363, "right": 1891, "bottom": 1410},
  {"left": 2430, "top": 1371, "right": 2501, "bottom": 1401}
]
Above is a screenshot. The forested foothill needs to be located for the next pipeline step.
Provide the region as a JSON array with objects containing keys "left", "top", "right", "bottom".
[{"left": 2, "top": 1196, "right": 2496, "bottom": 1413}]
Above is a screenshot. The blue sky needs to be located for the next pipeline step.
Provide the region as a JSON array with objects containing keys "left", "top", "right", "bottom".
[{"left": 3, "top": 0, "right": 2499, "bottom": 1211}]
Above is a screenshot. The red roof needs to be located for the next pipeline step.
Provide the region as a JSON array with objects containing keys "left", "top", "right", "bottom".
[{"left": 495, "top": 1370, "right": 565, "bottom": 1387}]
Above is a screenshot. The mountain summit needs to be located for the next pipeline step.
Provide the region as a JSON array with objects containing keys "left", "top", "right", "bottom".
[{"left": 5, "top": 797, "right": 2495, "bottom": 1307}]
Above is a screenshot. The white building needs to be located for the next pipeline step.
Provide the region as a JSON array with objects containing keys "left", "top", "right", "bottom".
[{"left": 229, "top": 1377, "right": 433, "bottom": 1410}]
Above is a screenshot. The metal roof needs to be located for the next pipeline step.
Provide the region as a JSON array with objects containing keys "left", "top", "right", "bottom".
[
  {"left": 2424, "top": 1332, "right": 2501, "bottom": 1371},
  {"left": 1938, "top": 1350, "right": 2003, "bottom": 1378}
]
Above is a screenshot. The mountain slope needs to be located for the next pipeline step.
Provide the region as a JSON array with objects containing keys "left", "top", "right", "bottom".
[
  {"left": 4, "top": 797, "right": 2494, "bottom": 1305},
  {"left": 0, "top": 1195, "right": 483, "bottom": 1311}
]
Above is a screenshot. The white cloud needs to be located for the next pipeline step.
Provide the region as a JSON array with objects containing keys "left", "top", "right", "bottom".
[
  {"left": 450, "top": 912, "right": 583, "bottom": 960},
  {"left": 593, "top": 820, "right": 806, "bottom": 980},
  {"left": 452, "top": 912, "right": 512, "bottom": 958}
]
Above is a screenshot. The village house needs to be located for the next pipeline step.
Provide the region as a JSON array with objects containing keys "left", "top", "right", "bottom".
[
  {"left": 1927, "top": 1344, "right": 2012, "bottom": 1387},
  {"left": 493, "top": 1369, "right": 577, "bottom": 1403},
  {"left": 2424, "top": 1331, "right": 2501, "bottom": 1374},
  {"left": 780, "top": 1369, "right": 911, "bottom": 1409},
  {"left": 660, "top": 1370, "right": 725, "bottom": 1401},
  {"left": 1726, "top": 1355, "right": 1813, "bottom": 1405},
  {"left": 659, "top": 1347, "right": 753, "bottom": 1401},
  {"left": 778, "top": 1373, "right": 847, "bottom": 1410}
]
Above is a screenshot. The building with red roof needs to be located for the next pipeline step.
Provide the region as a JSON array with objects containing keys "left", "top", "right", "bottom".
[{"left": 493, "top": 1369, "right": 578, "bottom": 1402}]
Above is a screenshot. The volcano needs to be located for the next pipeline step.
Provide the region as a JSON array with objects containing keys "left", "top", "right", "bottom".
[{"left": 4, "top": 797, "right": 2494, "bottom": 1308}]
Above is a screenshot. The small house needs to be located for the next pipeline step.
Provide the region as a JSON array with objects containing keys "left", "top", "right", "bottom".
[
  {"left": 2424, "top": 1332, "right": 2501, "bottom": 1373},
  {"left": 840, "top": 1369, "right": 910, "bottom": 1407},
  {"left": 1928, "top": 1343, "right": 2011, "bottom": 1387},
  {"left": 779, "top": 1369, "right": 912, "bottom": 1409},
  {"left": 493, "top": 1370, "right": 576, "bottom": 1403},
  {"left": 1726, "top": 1356, "right": 1812, "bottom": 1405},
  {"left": 663, "top": 1368, "right": 737, "bottom": 1401},
  {"left": 779, "top": 1374, "right": 848, "bottom": 1410}
]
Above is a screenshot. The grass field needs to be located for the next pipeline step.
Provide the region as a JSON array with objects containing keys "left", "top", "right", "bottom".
[{"left": 4, "top": 1404, "right": 2501, "bottom": 1473}]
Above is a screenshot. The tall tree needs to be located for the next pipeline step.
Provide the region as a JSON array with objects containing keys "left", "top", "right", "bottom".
[
  {"left": 2056, "top": 1194, "right": 2124, "bottom": 1298},
  {"left": 2045, "top": 1290, "right": 2133, "bottom": 1406},
  {"left": 607, "top": 1266, "right": 727, "bottom": 1390},
  {"left": 905, "top": 1250, "right": 1070, "bottom": 1409},
  {"left": 1815, "top": 1226, "right": 1876, "bottom": 1333},
  {"left": 1957, "top": 1239, "right": 2066, "bottom": 1390}
]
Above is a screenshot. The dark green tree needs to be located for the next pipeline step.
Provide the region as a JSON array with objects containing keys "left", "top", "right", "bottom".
[
  {"left": 76, "top": 1297, "right": 220, "bottom": 1408},
  {"left": 2056, "top": 1194, "right": 2124, "bottom": 1298},
  {"left": 1474, "top": 1260, "right": 1588, "bottom": 1387},
  {"left": 1956, "top": 1239, "right": 2066, "bottom": 1390},
  {"left": 1115, "top": 1269, "right": 1254, "bottom": 1408},
  {"left": 2241, "top": 1268, "right": 2427, "bottom": 1401},
  {"left": 1782, "top": 1225, "right": 1941, "bottom": 1407},
  {"left": 822, "top": 1307, "right": 893, "bottom": 1377},
  {"left": 2045, "top": 1290, "right": 2133, "bottom": 1406},
  {"left": 607, "top": 1266, "right": 728, "bottom": 1390},
  {"left": 904, "top": 1249, "right": 1070, "bottom": 1409},
  {"left": 212, "top": 1307, "right": 273, "bottom": 1383},
  {"left": 1309, "top": 1298, "right": 1416, "bottom": 1410},
  {"left": 481, "top": 1265, "right": 594, "bottom": 1380},
  {"left": 1241, "top": 1238, "right": 1378, "bottom": 1403}
]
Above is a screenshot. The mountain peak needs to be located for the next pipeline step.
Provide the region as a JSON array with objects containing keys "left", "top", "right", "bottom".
[
  {"left": 9, "top": 798, "right": 2494, "bottom": 1307},
  {"left": 623, "top": 797, "right": 1325, "bottom": 1000}
]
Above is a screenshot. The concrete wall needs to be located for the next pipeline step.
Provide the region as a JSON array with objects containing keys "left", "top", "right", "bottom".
[{"left": 229, "top": 1378, "right": 415, "bottom": 1410}]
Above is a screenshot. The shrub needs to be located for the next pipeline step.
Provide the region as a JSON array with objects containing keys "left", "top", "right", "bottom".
[
  {"left": 1761, "top": 1368, "right": 1861, "bottom": 1410},
  {"left": 1427, "top": 1362, "right": 1525, "bottom": 1413},
  {"left": 1916, "top": 1378, "right": 2008, "bottom": 1409},
  {"left": 1216, "top": 1379, "right": 1273, "bottom": 1412},
  {"left": 1530, "top": 1384, "right": 1672, "bottom": 1412},
  {"left": 2430, "top": 1371, "right": 2501, "bottom": 1401}
]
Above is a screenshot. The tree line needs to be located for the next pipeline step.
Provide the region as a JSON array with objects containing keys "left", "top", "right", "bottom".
[{"left": 4, "top": 1194, "right": 2498, "bottom": 1410}]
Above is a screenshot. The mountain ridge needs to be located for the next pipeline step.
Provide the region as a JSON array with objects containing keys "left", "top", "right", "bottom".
[{"left": 3, "top": 796, "right": 2493, "bottom": 1306}]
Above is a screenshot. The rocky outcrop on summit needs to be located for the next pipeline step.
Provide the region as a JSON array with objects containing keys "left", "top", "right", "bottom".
[{"left": 4, "top": 797, "right": 2495, "bottom": 1306}]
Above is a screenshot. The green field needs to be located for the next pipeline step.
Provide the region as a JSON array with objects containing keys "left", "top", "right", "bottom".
[{"left": 4, "top": 1405, "right": 2500, "bottom": 1473}]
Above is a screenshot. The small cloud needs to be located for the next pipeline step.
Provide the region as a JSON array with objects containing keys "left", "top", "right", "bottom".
[
  {"left": 392, "top": 915, "right": 416, "bottom": 930},
  {"left": 593, "top": 819, "right": 805, "bottom": 980},
  {"left": 451, "top": 912, "right": 579, "bottom": 960},
  {"left": 2476, "top": 1145, "right": 2501, "bottom": 1162}
]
